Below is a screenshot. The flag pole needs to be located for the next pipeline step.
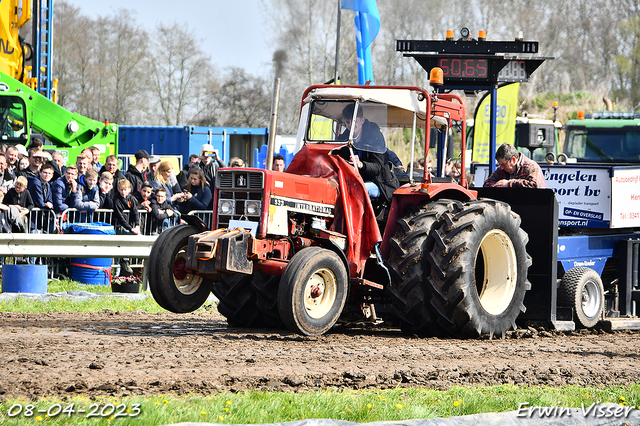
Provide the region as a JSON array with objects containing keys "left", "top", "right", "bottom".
[{"left": 334, "top": 0, "right": 341, "bottom": 84}]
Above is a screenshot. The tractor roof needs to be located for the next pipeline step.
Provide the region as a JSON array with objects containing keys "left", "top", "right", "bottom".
[{"left": 303, "top": 86, "right": 448, "bottom": 130}]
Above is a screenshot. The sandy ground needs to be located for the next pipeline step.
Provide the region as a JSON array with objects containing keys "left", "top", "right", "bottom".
[{"left": 0, "top": 309, "right": 639, "bottom": 400}]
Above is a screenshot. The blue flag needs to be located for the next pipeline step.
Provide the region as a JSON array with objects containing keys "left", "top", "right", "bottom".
[{"left": 341, "top": 0, "right": 380, "bottom": 85}]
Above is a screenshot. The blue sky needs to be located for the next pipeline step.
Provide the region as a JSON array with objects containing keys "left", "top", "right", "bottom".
[{"left": 63, "top": 0, "right": 272, "bottom": 76}]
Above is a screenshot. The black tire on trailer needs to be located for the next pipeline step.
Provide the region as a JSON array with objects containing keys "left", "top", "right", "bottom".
[
  {"left": 386, "top": 200, "right": 458, "bottom": 337},
  {"left": 212, "top": 274, "right": 262, "bottom": 327},
  {"left": 558, "top": 267, "right": 604, "bottom": 329},
  {"left": 252, "top": 271, "right": 284, "bottom": 328},
  {"left": 425, "top": 199, "right": 532, "bottom": 338},
  {"left": 148, "top": 224, "right": 213, "bottom": 313},
  {"left": 277, "top": 247, "right": 348, "bottom": 336}
]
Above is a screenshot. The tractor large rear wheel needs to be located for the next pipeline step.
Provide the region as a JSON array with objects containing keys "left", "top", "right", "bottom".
[
  {"left": 425, "top": 200, "right": 531, "bottom": 338},
  {"left": 253, "top": 272, "right": 284, "bottom": 328},
  {"left": 386, "top": 200, "right": 456, "bottom": 336},
  {"left": 213, "top": 274, "right": 261, "bottom": 327},
  {"left": 148, "top": 224, "right": 213, "bottom": 313}
]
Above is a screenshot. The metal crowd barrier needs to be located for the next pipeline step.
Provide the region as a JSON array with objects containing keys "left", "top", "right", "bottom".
[
  {"left": 187, "top": 210, "right": 214, "bottom": 228},
  {"left": 8, "top": 208, "right": 216, "bottom": 287},
  {"left": 23, "top": 208, "right": 214, "bottom": 236}
]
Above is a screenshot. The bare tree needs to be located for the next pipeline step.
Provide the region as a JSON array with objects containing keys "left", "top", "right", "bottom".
[
  {"left": 148, "top": 23, "right": 208, "bottom": 126},
  {"left": 51, "top": 1, "right": 93, "bottom": 110},
  {"left": 104, "top": 10, "right": 149, "bottom": 124},
  {"left": 209, "top": 67, "right": 271, "bottom": 128}
]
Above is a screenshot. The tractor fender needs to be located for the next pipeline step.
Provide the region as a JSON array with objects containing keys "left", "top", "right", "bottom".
[
  {"left": 380, "top": 183, "right": 477, "bottom": 259},
  {"left": 181, "top": 214, "right": 208, "bottom": 232}
]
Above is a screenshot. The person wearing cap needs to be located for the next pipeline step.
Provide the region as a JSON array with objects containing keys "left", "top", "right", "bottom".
[
  {"left": 145, "top": 155, "right": 161, "bottom": 183},
  {"left": 125, "top": 149, "right": 150, "bottom": 198},
  {"left": 197, "top": 144, "right": 225, "bottom": 188},
  {"left": 15, "top": 144, "right": 28, "bottom": 158}
]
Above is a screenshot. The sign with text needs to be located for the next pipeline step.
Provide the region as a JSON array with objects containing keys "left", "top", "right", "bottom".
[
  {"left": 611, "top": 168, "right": 640, "bottom": 228},
  {"left": 471, "top": 83, "right": 520, "bottom": 163},
  {"left": 472, "top": 164, "right": 613, "bottom": 228},
  {"left": 541, "top": 166, "right": 612, "bottom": 228}
]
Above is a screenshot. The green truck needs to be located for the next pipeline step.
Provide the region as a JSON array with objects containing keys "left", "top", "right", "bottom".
[
  {"left": 0, "top": 70, "right": 118, "bottom": 164},
  {"left": 562, "top": 112, "right": 640, "bottom": 164}
]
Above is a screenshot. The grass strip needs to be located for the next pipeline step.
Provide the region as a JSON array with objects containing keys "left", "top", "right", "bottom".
[
  {"left": 0, "top": 385, "right": 637, "bottom": 425},
  {"left": 0, "top": 279, "right": 214, "bottom": 314}
]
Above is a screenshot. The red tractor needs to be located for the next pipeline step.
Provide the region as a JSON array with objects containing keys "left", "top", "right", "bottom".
[{"left": 148, "top": 83, "right": 531, "bottom": 338}]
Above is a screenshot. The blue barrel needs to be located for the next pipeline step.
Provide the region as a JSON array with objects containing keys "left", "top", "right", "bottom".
[
  {"left": 67, "top": 222, "right": 115, "bottom": 286},
  {"left": 2, "top": 264, "right": 48, "bottom": 293}
]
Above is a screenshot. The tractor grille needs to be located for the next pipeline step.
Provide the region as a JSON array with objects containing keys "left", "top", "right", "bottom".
[
  {"left": 217, "top": 171, "right": 264, "bottom": 190},
  {"left": 216, "top": 170, "right": 264, "bottom": 229}
]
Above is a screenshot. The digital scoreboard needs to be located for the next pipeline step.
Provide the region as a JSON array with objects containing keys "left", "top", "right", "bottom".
[{"left": 396, "top": 38, "right": 552, "bottom": 87}]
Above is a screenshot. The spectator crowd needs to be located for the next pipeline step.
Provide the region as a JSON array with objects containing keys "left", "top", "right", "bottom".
[{"left": 0, "top": 141, "right": 227, "bottom": 237}]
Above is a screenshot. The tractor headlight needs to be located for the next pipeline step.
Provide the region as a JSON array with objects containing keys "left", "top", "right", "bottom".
[
  {"left": 245, "top": 200, "right": 261, "bottom": 216},
  {"left": 219, "top": 199, "right": 234, "bottom": 215}
]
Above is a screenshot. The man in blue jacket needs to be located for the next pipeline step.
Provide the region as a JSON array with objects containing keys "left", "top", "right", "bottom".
[
  {"left": 52, "top": 164, "right": 79, "bottom": 213},
  {"left": 27, "top": 163, "right": 55, "bottom": 232}
]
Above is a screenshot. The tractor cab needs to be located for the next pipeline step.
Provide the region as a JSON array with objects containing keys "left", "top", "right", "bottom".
[{"left": 295, "top": 85, "right": 457, "bottom": 181}]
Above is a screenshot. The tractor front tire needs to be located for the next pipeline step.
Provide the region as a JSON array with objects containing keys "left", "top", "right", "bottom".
[
  {"left": 277, "top": 247, "right": 348, "bottom": 336},
  {"left": 558, "top": 267, "right": 604, "bottom": 329},
  {"left": 148, "top": 224, "right": 213, "bottom": 313},
  {"left": 425, "top": 200, "right": 532, "bottom": 338}
]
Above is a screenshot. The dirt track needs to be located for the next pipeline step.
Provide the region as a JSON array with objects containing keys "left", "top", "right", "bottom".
[{"left": 0, "top": 309, "right": 639, "bottom": 400}]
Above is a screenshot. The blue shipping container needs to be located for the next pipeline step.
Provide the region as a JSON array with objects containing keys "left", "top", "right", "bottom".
[{"left": 119, "top": 126, "right": 269, "bottom": 167}]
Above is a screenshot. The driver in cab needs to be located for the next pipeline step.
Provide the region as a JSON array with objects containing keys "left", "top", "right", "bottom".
[{"left": 333, "top": 104, "right": 398, "bottom": 203}]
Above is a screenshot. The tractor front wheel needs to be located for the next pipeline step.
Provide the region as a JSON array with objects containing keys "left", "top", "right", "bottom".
[
  {"left": 278, "top": 247, "right": 348, "bottom": 336},
  {"left": 148, "top": 224, "right": 212, "bottom": 313}
]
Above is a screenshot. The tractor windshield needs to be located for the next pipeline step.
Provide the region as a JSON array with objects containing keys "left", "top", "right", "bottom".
[
  {"left": 564, "top": 127, "right": 640, "bottom": 163},
  {"left": 307, "top": 100, "right": 390, "bottom": 154},
  {"left": 0, "top": 96, "right": 27, "bottom": 144}
]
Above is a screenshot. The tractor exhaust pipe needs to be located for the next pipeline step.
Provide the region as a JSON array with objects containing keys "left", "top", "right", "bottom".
[{"left": 266, "top": 77, "right": 281, "bottom": 171}]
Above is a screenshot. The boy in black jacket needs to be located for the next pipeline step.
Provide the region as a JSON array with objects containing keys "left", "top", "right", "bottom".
[
  {"left": 113, "top": 179, "right": 140, "bottom": 276},
  {"left": 150, "top": 187, "right": 179, "bottom": 234},
  {"left": 113, "top": 179, "right": 140, "bottom": 235},
  {"left": 5, "top": 176, "right": 34, "bottom": 220}
]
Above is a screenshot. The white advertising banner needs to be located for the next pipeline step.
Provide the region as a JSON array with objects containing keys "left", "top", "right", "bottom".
[
  {"left": 541, "top": 166, "right": 612, "bottom": 228},
  {"left": 611, "top": 168, "right": 640, "bottom": 228},
  {"left": 472, "top": 164, "right": 613, "bottom": 228}
]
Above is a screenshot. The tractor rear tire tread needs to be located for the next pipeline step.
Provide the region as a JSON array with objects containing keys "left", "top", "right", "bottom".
[
  {"left": 386, "top": 200, "right": 456, "bottom": 337},
  {"left": 425, "top": 200, "right": 531, "bottom": 339}
]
